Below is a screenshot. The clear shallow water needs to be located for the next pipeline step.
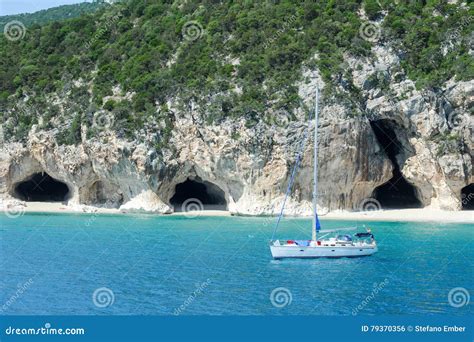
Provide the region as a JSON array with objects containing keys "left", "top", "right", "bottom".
[{"left": 0, "top": 213, "right": 472, "bottom": 316}]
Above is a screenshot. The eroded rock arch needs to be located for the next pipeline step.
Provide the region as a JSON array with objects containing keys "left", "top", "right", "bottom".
[
  {"left": 13, "top": 172, "right": 70, "bottom": 202},
  {"left": 170, "top": 177, "right": 227, "bottom": 211}
]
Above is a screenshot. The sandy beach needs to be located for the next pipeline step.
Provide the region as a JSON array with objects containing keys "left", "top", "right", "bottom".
[{"left": 0, "top": 200, "right": 472, "bottom": 223}]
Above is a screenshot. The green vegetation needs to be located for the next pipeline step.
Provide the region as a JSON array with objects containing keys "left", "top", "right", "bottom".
[
  {"left": 0, "top": 0, "right": 472, "bottom": 145},
  {"left": 0, "top": 1, "right": 107, "bottom": 28},
  {"left": 379, "top": 0, "right": 474, "bottom": 89},
  {"left": 433, "top": 132, "right": 464, "bottom": 156}
]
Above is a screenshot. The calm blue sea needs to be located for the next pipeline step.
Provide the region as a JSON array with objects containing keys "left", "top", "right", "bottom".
[{"left": 0, "top": 213, "right": 472, "bottom": 316}]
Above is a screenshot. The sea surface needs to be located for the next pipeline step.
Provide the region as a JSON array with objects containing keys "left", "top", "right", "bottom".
[{"left": 0, "top": 213, "right": 472, "bottom": 315}]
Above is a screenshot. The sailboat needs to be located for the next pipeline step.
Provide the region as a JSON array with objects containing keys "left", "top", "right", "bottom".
[{"left": 270, "top": 88, "right": 378, "bottom": 259}]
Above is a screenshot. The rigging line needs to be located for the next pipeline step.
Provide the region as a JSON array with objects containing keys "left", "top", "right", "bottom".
[{"left": 271, "top": 109, "right": 314, "bottom": 241}]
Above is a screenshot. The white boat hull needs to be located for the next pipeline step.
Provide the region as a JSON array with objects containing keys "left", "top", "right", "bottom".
[{"left": 270, "top": 244, "right": 378, "bottom": 259}]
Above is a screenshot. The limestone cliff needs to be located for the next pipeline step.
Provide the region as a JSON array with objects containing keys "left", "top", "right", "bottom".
[
  {"left": 1, "top": 46, "right": 472, "bottom": 214},
  {"left": 1, "top": 1, "right": 473, "bottom": 215}
]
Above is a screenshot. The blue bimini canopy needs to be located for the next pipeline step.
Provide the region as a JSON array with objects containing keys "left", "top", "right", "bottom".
[{"left": 295, "top": 240, "right": 310, "bottom": 247}]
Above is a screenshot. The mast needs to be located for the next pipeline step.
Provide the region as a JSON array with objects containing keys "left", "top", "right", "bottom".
[{"left": 312, "top": 87, "right": 319, "bottom": 241}]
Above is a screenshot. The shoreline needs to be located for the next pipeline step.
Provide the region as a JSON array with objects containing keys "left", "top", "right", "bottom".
[{"left": 1, "top": 201, "right": 472, "bottom": 223}]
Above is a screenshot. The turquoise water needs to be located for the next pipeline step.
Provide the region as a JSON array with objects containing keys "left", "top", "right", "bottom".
[{"left": 0, "top": 213, "right": 472, "bottom": 315}]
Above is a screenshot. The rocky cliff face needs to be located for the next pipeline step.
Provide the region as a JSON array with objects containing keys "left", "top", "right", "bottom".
[{"left": 0, "top": 45, "right": 472, "bottom": 214}]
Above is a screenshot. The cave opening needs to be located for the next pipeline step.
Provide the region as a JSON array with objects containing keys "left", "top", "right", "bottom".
[
  {"left": 461, "top": 184, "right": 474, "bottom": 210},
  {"left": 85, "top": 181, "right": 124, "bottom": 207},
  {"left": 370, "top": 120, "right": 422, "bottom": 209},
  {"left": 14, "top": 172, "right": 70, "bottom": 202},
  {"left": 170, "top": 178, "right": 227, "bottom": 211},
  {"left": 90, "top": 181, "right": 108, "bottom": 205}
]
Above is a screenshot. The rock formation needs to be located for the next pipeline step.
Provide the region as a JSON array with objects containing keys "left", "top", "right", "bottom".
[{"left": 0, "top": 45, "right": 472, "bottom": 215}]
